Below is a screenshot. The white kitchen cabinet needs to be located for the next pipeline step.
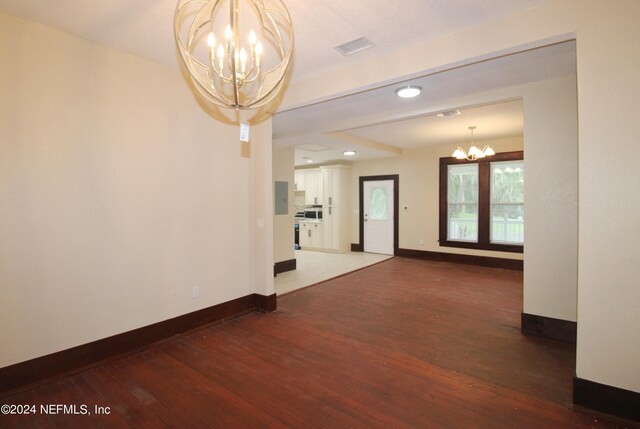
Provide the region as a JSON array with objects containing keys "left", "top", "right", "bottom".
[
  {"left": 322, "top": 206, "right": 342, "bottom": 250},
  {"left": 299, "top": 221, "right": 323, "bottom": 249},
  {"left": 320, "top": 165, "right": 351, "bottom": 253},
  {"left": 302, "top": 169, "right": 323, "bottom": 205},
  {"left": 322, "top": 167, "right": 343, "bottom": 206},
  {"left": 294, "top": 171, "right": 305, "bottom": 191}
]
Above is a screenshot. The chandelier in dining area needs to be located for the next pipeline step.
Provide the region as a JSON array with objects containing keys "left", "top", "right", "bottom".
[
  {"left": 452, "top": 126, "right": 495, "bottom": 161},
  {"left": 174, "top": 0, "right": 294, "bottom": 110}
]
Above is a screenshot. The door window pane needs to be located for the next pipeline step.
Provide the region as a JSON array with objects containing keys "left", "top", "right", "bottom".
[
  {"left": 490, "top": 161, "right": 524, "bottom": 244},
  {"left": 448, "top": 164, "right": 478, "bottom": 242},
  {"left": 370, "top": 187, "right": 388, "bottom": 220}
]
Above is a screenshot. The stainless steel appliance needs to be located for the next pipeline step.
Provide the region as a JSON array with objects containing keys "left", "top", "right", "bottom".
[{"left": 303, "top": 207, "right": 322, "bottom": 220}]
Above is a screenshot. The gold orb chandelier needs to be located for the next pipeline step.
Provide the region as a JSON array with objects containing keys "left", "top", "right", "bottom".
[{"left": 174, "top": 0, "right": 294, "bottom": 110}]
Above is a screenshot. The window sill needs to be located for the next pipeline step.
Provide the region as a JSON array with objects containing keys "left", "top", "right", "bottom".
[{"left": 439, "top": 240, "right": 523, "bottom": 254}]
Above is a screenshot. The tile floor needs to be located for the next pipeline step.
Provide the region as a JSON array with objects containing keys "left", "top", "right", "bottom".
[{"left": 274, "top": 249, "right": 393, "bottom": 295}]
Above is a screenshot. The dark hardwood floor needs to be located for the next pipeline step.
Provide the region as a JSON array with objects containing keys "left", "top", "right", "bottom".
[{"left": 0, "top": 258, "right": 630, "bottom": 428}]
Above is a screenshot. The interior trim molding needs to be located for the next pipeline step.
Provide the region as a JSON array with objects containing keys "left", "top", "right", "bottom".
[
  {"left": 351, "top": 243, "right": 363, "bottom": 252},
  {"left": 0, "top": 293, "right": 277, "bottom": 397},
  {"left": 521, "top": 312, "right": 576, "bottom": 343},
  {"left": 359, "top": 174, "right": 399, "bottom": 256},
  {"left": 396, "top": 248, "right": 523, "bottom": 271},
  {"left": 439, "top": 151, "right": 524, "bottom": 254},
  {"left": 255, "top": 293, "right": 277, "bottom": 313},
  {"left": 573, "top": 377, "right": 640, "bottom": 422},
  {"left": 274, "top": 258, "right": 297, "bottom": 276}
]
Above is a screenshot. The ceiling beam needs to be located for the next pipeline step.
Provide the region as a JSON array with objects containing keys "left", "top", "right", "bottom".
[{"left": 327, "top": 132, "right": 403, "bottom": 156}]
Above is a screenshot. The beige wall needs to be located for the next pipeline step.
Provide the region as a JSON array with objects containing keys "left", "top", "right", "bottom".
[
  {"left": 523, "top": 76, "right": 578, "bottom": 322},
  {"left": 248, "top": 119, "right": 275, "bottom": 297},
  {"left": 0, "top": 13, "right": 263, "bottom": 367},
  {"left": 350, "top": 138, "right": 524, "bottom": 260},
  {"left": 272, "top": 145, "right": 295, "bottom": 264},
  {"left": 574, "top": 0, "right": 640, "bottom": 392}
]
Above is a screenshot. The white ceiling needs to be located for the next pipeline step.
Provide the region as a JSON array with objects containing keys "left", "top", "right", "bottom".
[
  {"left": 349, "top": 100, "right": 523, "bottom": 149},
  {"left": 0, "top": 0, "right": 552, "bottom": 82},
  {"left": 289, "top": 100, "right": 525, "bottom": 167}
]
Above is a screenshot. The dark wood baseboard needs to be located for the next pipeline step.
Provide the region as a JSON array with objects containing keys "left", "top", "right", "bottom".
[
  {"left": 351, "top": 243, "right": 363, "bottom": 252},
  {"left": 521, "top": 313, "right": 577, "bottom": 343},
  {"left": 255, "top": 293, "right": 277, "bottom": 313},
  {"left": 396, "top": 248, "right": 523, "bottom": 271},
  {"left": 274, "top": 258, "right": 296, "bottom": 277},
  {"left": 0, "top": 293, "right": 276, "bottom": 397},
  {"left": 573, "top": 377, "right": 640, "bottom": 422}
]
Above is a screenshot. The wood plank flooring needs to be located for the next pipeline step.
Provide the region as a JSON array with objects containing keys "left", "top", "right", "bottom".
[{"left": 0, "top": 258, "right": 630, "bottom": 428}]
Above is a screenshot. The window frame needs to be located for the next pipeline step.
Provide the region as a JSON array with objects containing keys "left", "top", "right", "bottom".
[{"left": 439, "top": 151, "right": 524, "bottom": 253}]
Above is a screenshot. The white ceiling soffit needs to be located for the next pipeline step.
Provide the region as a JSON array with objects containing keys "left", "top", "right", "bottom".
[
  {"left": 290, "top": 134, "right": 399, "bottom": 167},
  {"left": 278, "top": 41, "right": 575, "bottom": 166},
  {"left": 287, "top": 100, "right": 524, "bottom": 166},
  {"left": 273, "top": 41, "right": 576, "bottom": 140},
  {"left": 0, "top": 0, "right": 552, "bottom": 82},
  {"left": 347, "top": 100, "right": 524, "bottom": 149}
]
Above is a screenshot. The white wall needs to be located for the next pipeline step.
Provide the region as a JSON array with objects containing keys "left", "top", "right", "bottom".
[
  {"left": 272, "top": 145, "right": 295, "bottom": 264},
  {"left": 350, "top": 137, "right": 524, "bottom": 260},
  {"left": 523, "top": 76, "right": 578, "bottom": 322},
  {"left": 0, "top": 13, "right": 259, "bottom": 367}
]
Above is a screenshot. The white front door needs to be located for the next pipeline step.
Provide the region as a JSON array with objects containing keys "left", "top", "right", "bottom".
[{"left": 363, "top": 180, "right": 394, "bottom": 255}]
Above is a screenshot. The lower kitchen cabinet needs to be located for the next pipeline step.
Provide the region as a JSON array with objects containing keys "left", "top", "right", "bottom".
[{"left": 299, "top": 222, "right": 323, "bottom": 250}]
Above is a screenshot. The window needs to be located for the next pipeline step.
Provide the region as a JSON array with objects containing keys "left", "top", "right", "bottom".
[
  {"left": 439, "top": 151, "right": 524, "bottom": 253},
  {"left": 490, "top": 161, "right": 524, "bottom": 244},
  {"left": 370, "top": 187, "right": 388, "bottom": 220},
  {"left": 447, "top": 164, "right": 478, "bottom": 242}
]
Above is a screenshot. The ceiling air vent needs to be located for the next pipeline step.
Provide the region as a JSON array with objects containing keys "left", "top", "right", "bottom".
[
  {"left": 334, "top": 36, "right": 374, "bottom": 56},
  {"left": 436, "top": 110, "right": 461, "bottom": 118}
]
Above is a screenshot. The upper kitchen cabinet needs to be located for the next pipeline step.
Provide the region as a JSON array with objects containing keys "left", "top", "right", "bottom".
[
  {"left": 321, "top": 165, "right": 350, "bottom": 207},
  {"left": 294, "top": 170, "right": 305, "bottom": 191},
  {"left": 303, "top": 169, "right": 323, "bottom": 205}
]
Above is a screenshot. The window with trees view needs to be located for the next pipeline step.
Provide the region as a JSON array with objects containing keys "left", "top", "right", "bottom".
[
  {"left": 447, "top": 164, "right": 479, "bottom": 242},
  {"left": 439, "top": 151, "right": 524, "bottom": 253}
]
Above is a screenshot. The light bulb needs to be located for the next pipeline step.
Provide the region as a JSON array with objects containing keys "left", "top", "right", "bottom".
[
  {"left": 249, "top": 30, "right": 257, "bottom": 45},
  {"left": 225, "top": 25, "right": 232, "bottom": 40},
  {"left": 453, "top": 148, "right": 466, "bottom": 159},
  {"left": 208, "top": 32, "right": 215, "bottom": 48}
]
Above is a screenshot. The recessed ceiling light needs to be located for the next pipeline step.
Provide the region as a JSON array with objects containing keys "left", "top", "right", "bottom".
[
  {"left": 395, "top": 85, "right": 422, "bottom": 98},
  {"left": 343, "top": 150, "right": 356, "bottom": 156},
  {"left": 306, "top": 159, "right": 313, "bottom": 163},
  {"left": 436, "top": 110, "right": 461, "bottom": 118}
]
